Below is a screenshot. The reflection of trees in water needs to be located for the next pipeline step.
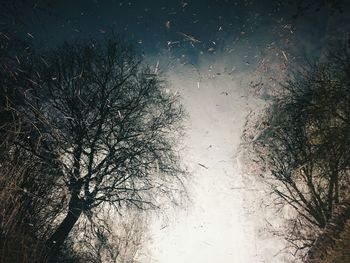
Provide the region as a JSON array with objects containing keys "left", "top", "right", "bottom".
[{"left": 243, "top": 40, "right": 350, "bottom": 259}]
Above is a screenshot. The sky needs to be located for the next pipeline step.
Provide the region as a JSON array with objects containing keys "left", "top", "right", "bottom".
[{"left": 2, "top": 0, "right": 350, "bottom": 262}]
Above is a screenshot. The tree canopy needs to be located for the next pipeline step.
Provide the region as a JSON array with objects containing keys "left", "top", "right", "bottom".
[
  {"left": 244, "top": 40, "right": 350, "bottom": 254},
  {"left": 1, "top": 35, "right": 186, "bottom": 260}
]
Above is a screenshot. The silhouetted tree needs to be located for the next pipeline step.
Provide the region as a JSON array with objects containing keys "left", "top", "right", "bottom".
[
  {"left": 243, "top": 40, "right": 350, "bottom": 253},
  {"left": 59, "top": 210, "right": 147, "bottom": 263},
  {"left": 18, "top": 36, "right": 186, "bottom": 258},
  {"left": 0, "top": 33, "right": 61, "bottom": 263}
]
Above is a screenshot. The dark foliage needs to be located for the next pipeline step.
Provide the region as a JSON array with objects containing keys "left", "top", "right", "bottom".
[
  {"left": 244, "top": 40, "right": 350, "bottom": 256},
  {"left": 0, "top": 34, "right": 186, "bottom": 262}
]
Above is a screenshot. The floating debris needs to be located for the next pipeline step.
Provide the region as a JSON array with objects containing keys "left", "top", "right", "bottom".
[
  {"left": 198, "top": 163, "right": 208, "bottom": 169},
  {"left": 282, "top": 50, "right": 288, "bottom": 62},
  {"left": 178, "top": 32, "right": 201, "bottom": 43},
  {"left": 165, "top": 20, "right": 171, "bottom": 29},
  {"left": 27, "top": 32, "right": 34, "bottom": 38}
]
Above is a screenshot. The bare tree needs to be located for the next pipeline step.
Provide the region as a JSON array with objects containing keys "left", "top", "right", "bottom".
[
  {"left": 17, "top": 36, "right": 186, "bottom": 258},
  {"left": 54, "top": 209, "right": 147, "bottom": 263},
  {"left": 243, "top": 40, "right": 350, "bottom": 255},
  {"left": 0, "top": 33, "right": 60, "bottom": 263}
]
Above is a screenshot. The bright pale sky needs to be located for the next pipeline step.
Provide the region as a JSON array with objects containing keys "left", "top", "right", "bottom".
[{"left": 142, "top": 60, "right": 288, "bottom": 263}]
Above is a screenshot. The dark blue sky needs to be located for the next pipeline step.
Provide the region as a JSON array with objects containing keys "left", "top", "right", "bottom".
[{"left": 1, "top": 0, "right": 349, "bottom": 65}]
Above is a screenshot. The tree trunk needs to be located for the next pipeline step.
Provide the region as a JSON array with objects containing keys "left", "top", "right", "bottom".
[
  {"left": 46, "top": 192, "right": 83, "bottom": 259},
  {"left": 334, "top": 173, "right": 339, "bottom": 204}
]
